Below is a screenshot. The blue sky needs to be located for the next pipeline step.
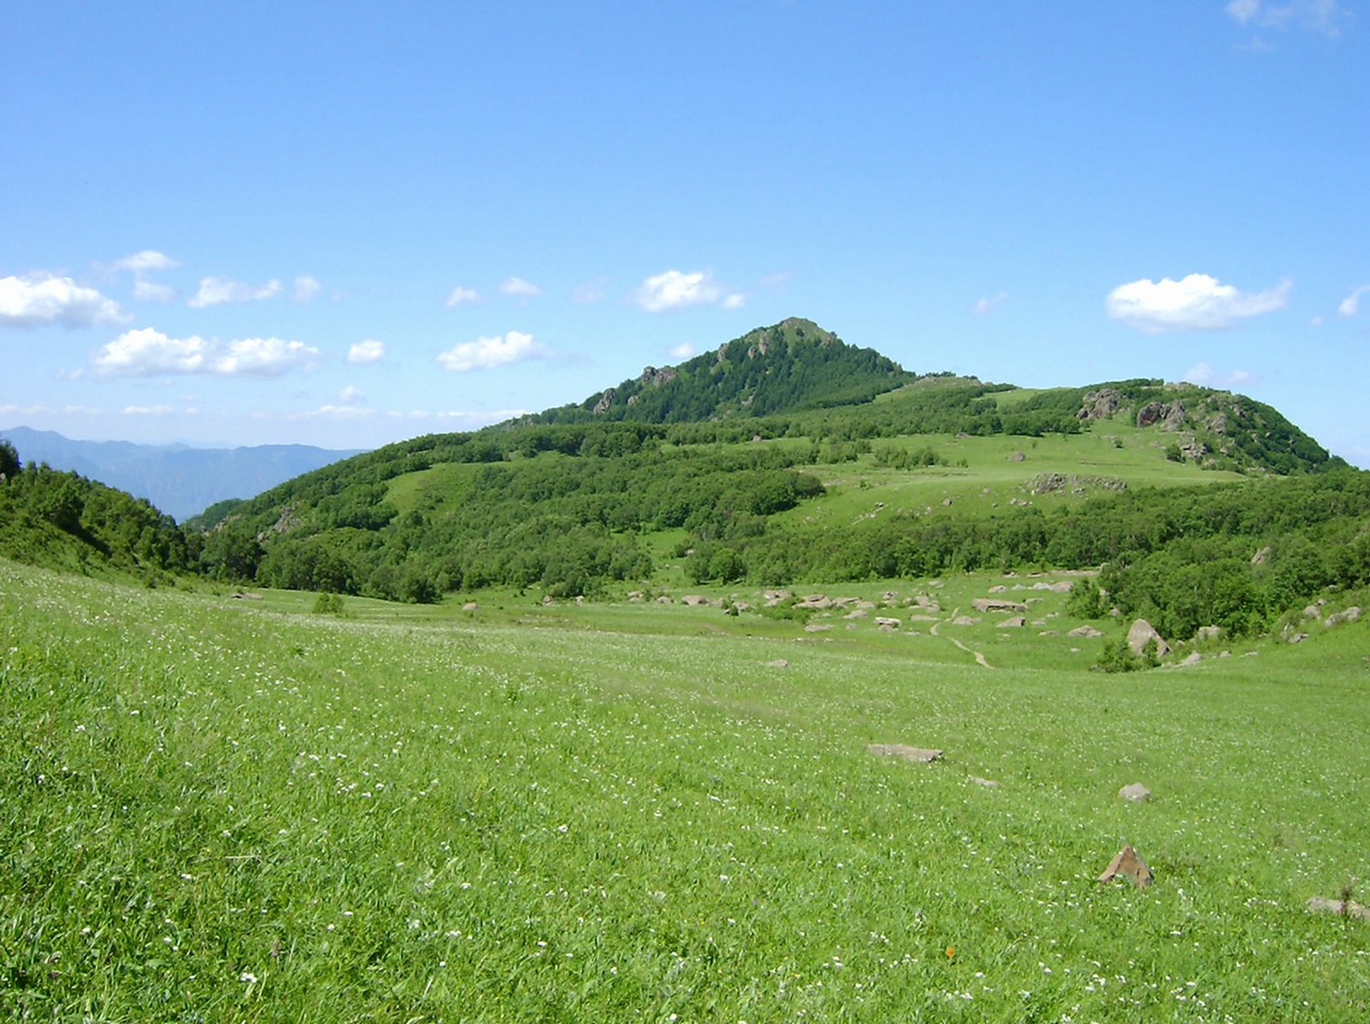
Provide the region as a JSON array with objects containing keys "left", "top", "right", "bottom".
[{"left": 3, "top": 1, "right": 1367, "bottom": 464}]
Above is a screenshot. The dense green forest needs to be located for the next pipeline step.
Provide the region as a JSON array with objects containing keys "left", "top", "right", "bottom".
[{"left": 0, "top": 440, "right": 190, "bottom": 581}]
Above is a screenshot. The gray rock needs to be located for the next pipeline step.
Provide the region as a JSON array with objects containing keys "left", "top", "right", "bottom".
[
  {"left": 1127, "top": 619, "right": 1170, "bottom": 658},
  {"left": 1326, "top": 606, "right": 1362, "bottom": 627},
  {"left": 1119, "top": 783, "right": 1151, "bottom": 803},
  {"left": 973, "top": 597, "right": 1028, "bottom": 613}
]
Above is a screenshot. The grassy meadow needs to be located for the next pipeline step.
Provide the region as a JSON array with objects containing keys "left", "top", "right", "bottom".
[{"left": 3, "top": 558, "right": 1369, "bottom": 1021}]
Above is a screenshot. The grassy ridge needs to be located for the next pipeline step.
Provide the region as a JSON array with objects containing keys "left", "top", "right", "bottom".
[{"left": 3, "top": 560, "right": 1368, "bottom": 1020}]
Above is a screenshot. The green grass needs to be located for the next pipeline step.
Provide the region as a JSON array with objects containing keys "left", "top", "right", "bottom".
[
  {"left": 774, "top": 428, "right": 1245, "bottom": 539},
  {"left": 3, "top": 558, "right": 1368, "bottom": 1021}
]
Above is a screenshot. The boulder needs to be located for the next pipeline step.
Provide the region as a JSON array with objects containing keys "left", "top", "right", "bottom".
[
  {"left": 950, "top": 615, "right": 981, "bottom": 626},
  {"left": 462, "top": 602, "right": 480, "bottom": 611},
  {"left": 1195, "top": 625, "right": 1222, "bottom": 641},
  {"left": 1067, "top": 624, "right": 1104, "bottom": 638},
  {"left": 973, "top": 597, "right": 1028, "bottom": 613},
  {"left": 1127, "top": 619, "right": 1170, "bottom": 658},
  {"left": 997, "top": 616, "right": 1026, "bottom": 628},
  {"left": 682, "top": 595, "right": 711, "bottom": 606},
  {"left": 1118, "top": 783, "right": 1151, "bottom": 803},
  {"left": 1078, "top": 387, "right": 1121, "bottom": 421},
  {"left": 1326, "top": 607, "right": 1362, "bottom": 627},
  {"left": 875, "top": 616, "right": 901, "bottom": 629}
]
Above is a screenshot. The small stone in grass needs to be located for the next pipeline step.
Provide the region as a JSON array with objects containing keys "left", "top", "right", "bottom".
[
  {"left": 1119, "top": 783, "right": 1151, "bottom": 803},
  {"left": 1306, "top": 896, "right": 1370, "bottom": 920},
  {"left": 1098, "top": 845, "right": 1153, "bottom": 887},
  {"left": 868, "top": 744, "right": 942, "bottom": 763}
]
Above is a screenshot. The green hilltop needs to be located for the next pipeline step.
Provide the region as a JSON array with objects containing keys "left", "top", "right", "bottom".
[
  {"left": 530, "top": 317, "right": 912, "bottom": 423},
  {"left": 1, "top": 318, "right": 1365, "bottom": 647}
]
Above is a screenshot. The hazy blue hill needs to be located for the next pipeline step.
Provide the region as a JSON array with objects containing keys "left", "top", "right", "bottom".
[{"left": 0, "top": 426, "right": 363, "bottom": 521}]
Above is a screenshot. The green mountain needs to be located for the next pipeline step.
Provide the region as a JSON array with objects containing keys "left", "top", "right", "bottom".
[
  {"left": 168, "top": 319, "right": 1360, "bottom": 630},
  {"left": 531, "top": 317, "right": 913, "bottom": 423},
  {"left": 4, "top": 317, "right": 1363, "bottom": 643}
]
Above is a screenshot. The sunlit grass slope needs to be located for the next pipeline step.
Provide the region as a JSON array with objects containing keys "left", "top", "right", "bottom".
[{"left": 3, "top": 560, "right": 1367, "bottom": 1021}]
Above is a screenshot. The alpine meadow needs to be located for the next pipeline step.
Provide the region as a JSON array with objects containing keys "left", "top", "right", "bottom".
[{"left": 3, "top": 318, "right": 1369, "bottom": 1021}]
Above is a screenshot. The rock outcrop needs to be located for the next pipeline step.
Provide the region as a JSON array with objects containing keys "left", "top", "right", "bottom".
[{"left": 1127, "top": 619, "right": 1170, "bottom": 658}]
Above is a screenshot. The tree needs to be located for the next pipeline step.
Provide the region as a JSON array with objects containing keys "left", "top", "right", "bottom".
[{"left": 0, "top": 439, "right": 18, "bottom": 482}]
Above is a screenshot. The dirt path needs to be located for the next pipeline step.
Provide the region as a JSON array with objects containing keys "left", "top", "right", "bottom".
[
  {"left": 948, "top": 635, "right": 993, "bottom": 669},
  {"left": 931, "top": 612, "right": 992, "bottom": 669}
]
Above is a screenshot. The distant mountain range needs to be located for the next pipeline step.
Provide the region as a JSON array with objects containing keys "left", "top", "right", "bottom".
[{"left": 0, "top": 426, "right": 364, "bottom": 521}]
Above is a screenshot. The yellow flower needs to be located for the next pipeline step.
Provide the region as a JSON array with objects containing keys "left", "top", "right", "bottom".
[{"left": 946, "top": 946, "right": 955, "bottom": 960}]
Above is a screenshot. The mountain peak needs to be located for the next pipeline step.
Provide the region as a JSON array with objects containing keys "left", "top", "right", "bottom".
[{"left": 537, "top": 318, "right": 910, "bottom": 425}]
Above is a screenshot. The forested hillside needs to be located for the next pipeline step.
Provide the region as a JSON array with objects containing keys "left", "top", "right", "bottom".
[
  {"left": 531, "top": 317, "right": 913, "bottom": 423},
  {"left": 1, "top": 318, "right": 1362, "bottom": 649},
  {"left": 0, "top": 440, "right": 189, "bottom": 581}
]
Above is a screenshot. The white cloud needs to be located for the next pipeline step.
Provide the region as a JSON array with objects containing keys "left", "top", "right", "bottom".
[
  {"left": 293, "top": 275, "right": 322, "bottom": 303},
  {"left": 759, "top": 271, "right": 792, "bottom": 290},
  {"left": 1105, "top": 273, "right": 1291, "bottom": 332},
  {"left": 0, "top": 273, "right": 132, "bottom": 329},
  {"left": 444, "top": 286, "right": 481, "bottom": 307},
  {"left": 111, "top": 250, "right": 178, "bottom": 273},
  {"left": 1226, "top": 0, "right": 1348, "bottom": 36},
  {"left": 437, "top": 331, "right": 547, "bottom": 372},
  {"left": 1337, "top": 284, "right": 1369, "bottom": 317},
  {"left": 123, "top": 404, "right": 177, "bottom": 416},
  {"left": 668, "top": 342, "right": 697, "bottom": 360},
  {"left": 92, "top": 327, "right": 319, "bottom": 377},
  {"left": 214, "top": 337, "right": 319, "bottom": 376},
  {"left": 634, "top": 269, "right": 729, "bottom": 312},
  {"left": 108, "top": 250, "right": 178, "bottom": 303},
  {"left": 722, "top": 293, "right": 746, "bottom": 309},
  {"left": 94, "top": 328, "right": 210, "bottom": 374},
  {"left": 188, "top": 275, "right": 282, "bottom": 308},
  {"left": 1183, "top": 362, "right": 1259, "bottom": 389},
  {"left": 971, "top": 291, "right": 1009, "bottom": 316},
  {"left": 499, "top": 276, "right": 541, "bottom": 299},
  {"left": 348, "top": 339, "right": 386, "bottom": 364},
  {"left": 339, "top": 385, "right": 367, "bottom": 405}
]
